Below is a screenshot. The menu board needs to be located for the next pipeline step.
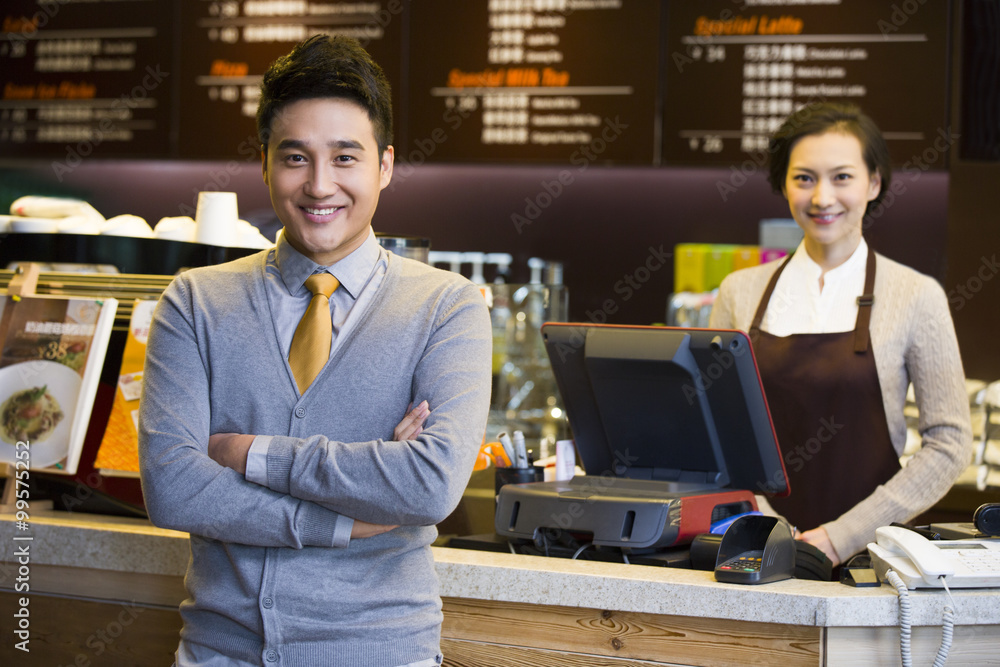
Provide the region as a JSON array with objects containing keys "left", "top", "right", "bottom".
[
  {"left": 662, "top": 0, "right": 950, "bottom": 167},
  {"left": 406, "top": 0, "right": 659, "bottom": 164},
  {"left": 0, "top": 0, "right": 174, "bottom": 161},
  {"left": 1, "top": 1, "right": 952, "bottom": 166},
  {"left": 177, "top": 0, "right": 405, "bottom": 159}
]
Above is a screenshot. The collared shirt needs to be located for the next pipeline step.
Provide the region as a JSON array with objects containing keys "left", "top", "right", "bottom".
[
  {"left": 244, "top": 228, "right": 388, "bottom": 546},
  {"left": 760, "top": 238, "right": 869, "bottom": 337},
  {"left": 265, "top": 227, "right": 387, "bottom": 357}
]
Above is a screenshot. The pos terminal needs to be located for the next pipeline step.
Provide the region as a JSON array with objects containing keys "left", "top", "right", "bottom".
[{"left": 495, "top": 323, "right": 790, "bottom": 554}]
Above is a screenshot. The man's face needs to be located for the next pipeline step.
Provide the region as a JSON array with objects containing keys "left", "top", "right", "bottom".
[{"left": 263, "top": 97, "right": 393, "bottom": 265}]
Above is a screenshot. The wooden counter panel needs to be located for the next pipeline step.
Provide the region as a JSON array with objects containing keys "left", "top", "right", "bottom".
[
  {"left": 13, "top": 563, "right": 187, "bottom": 608},
  {"left": 827, "top": 626, "right": 1000, "bottom": 666},
  {"left": 442, "top": 638, "right": 678, "bottom": 666},
  {"left": 0, "top": 592, "right": 181, "bottom": 666},
  {"left": 441, "top": 597, "right": 822, "bottom": 666}
]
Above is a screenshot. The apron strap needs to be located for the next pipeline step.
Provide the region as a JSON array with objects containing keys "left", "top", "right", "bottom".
[
  {"left": 749, "top": 254, "right": 793, "bottom": 338},
  {"left": 853, "top": 246, "right": 877, "bottom": 353}
]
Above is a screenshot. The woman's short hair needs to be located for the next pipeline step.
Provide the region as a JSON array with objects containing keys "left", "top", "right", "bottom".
[{"left": 767, "top": 102, "right": 892, "bottom": 213}]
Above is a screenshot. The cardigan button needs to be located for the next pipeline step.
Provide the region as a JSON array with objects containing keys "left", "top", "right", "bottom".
[
  {"left": 262, "top": 597, "right": 273, "bottom": 609},
  {"left": 265, "top": 649, "right": 278, "bottom": 662},
  {"left": 295, "top": 407, "right": 306, "bottom": 418}
]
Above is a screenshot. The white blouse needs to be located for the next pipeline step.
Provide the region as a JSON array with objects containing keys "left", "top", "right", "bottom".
[{"left": 761, "top": 238, "right": 870, "bottom": 337}]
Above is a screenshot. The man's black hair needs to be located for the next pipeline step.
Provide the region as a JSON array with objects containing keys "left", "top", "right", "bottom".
[{"left": 257, "top": 34, "right": 393, "bottom": 155}]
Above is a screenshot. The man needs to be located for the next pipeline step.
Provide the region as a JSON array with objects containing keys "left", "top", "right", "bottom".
[{"left": 138, "top": 35, "right": 491, "bottom": 666}]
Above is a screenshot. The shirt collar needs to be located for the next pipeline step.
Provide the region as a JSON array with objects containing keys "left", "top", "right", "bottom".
[
  {"left": 787, "top": 236, "right": 868, "bottom": 284},
  {"left": 274, "top": 228, "right": 382, "bottom": 298}
]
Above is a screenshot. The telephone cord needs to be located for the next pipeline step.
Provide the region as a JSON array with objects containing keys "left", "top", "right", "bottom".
[
  {"left": 886, "top": 570, "right": 912, "bottom": 667},
  {"left": 932, "top": 579, "right": 955, "bottom": 667},
  {"left": 886, "top": 569, "right": 955, "bottom": 667}
]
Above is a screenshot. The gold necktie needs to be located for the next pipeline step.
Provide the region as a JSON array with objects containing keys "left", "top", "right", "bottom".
[{"left": 289, "top": 273, "right": 339, "bottom": 394}]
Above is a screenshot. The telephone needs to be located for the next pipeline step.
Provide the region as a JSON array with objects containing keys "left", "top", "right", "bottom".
[{"left": 868, "top": 525, "right": 1000, "bottom": 589}]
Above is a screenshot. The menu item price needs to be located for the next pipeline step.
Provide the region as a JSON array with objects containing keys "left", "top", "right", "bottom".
[{"left": 689, "top": 135, "right": 724, "bottom": 154}]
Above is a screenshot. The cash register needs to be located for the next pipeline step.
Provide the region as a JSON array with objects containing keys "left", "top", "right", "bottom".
[{"left": 494, "top": 323, "right": 790, "bottom": 555}]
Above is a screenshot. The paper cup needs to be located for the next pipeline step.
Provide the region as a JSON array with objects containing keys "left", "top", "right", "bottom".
[
  {"left": 154, "top": 216, "right": 197, "bottom": 242},
  {"left": 234, "top": 219, "right": 274, "bottom": 248},
  {"left": 9, "top": 216, "right": 61, "bottom": 233},
  {"left": 194, "top": 191, "right": 238, "bottom": 246},
  {"left": 58, "top": 215, "right": 103, "bottom": 234},
  {"left": 102, "top": 214, "right": 154, "bottom": 238}
]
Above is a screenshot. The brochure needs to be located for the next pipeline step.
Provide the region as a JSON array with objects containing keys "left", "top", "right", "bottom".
[
  {"left": 94, "top": 299, "right": 156, "bottom": 478},
  {"left": 0, "top": 294, "right": 118, "bottom": 475}
]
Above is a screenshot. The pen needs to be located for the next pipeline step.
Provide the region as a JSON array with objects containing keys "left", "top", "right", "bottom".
[
  {"left": 489, "top": 442, "right": 513, "bottom": 468},
  {"left": 497, "top": 432, "right": 516, "bottom": 466},
  {"left": 512, "top": 430, "right": 528, "bottom": 469}
]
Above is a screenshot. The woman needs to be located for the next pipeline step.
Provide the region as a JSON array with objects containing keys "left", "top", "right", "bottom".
[{"left": 710, "top": 102, "right": 971, "bottom": 566}]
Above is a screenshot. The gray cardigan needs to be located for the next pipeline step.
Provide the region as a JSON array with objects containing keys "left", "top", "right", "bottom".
[{"left": 139, "top": 250, "right": 492, "bottom": 665}]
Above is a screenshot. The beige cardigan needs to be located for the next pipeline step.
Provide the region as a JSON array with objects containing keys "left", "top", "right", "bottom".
[{"left": 710, "top": 251, "right": 972, "bottom": 560}]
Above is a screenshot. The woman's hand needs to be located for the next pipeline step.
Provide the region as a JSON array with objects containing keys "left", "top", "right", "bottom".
[
  {"left": 797, "top": 526, "right": 842, "bottom": 566},
  {"left": 394, "top": 400, "right": 429, "bottom": 440}
]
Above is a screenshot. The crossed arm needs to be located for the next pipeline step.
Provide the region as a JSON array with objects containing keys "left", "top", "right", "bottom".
[{"left": 207, "top": 401, "right": 430, "bottom": 539}]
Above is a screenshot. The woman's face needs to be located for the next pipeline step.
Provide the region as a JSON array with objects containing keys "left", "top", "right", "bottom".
[{"left": 783, "top": 131, "right": 881, "bottom": 266}]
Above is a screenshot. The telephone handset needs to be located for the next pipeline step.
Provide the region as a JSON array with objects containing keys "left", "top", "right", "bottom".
[{"left": 868, "top": 525, "right": 1000, "bottom": 589}]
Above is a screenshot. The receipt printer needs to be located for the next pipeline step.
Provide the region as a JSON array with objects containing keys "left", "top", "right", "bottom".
[{"left": 495, "top": 324, "right": 790, "bottom": 551}]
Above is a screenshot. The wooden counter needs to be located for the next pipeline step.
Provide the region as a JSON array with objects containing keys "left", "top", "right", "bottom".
[{"left": 2, "top": 511, "right": 999, "bottom": 666}]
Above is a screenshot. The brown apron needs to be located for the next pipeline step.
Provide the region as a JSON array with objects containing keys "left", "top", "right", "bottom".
[{"left": 750, "top": 247, "right": 900, "bottom": 531}]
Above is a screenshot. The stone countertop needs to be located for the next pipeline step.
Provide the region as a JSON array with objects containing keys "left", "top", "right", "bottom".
[{"left": 3, "top": 511, "right": 999, "bottom": 629}]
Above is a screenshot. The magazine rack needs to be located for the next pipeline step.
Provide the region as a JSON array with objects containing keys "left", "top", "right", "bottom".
[{"left": 0, "top": 262, "right": 117, "bottom": 511}]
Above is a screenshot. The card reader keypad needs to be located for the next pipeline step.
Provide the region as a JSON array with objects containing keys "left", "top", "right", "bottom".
[{"left": 718, "top": 552, "right": 764, "bottom": 573}]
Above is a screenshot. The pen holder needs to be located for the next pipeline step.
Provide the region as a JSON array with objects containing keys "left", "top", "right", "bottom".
[{"left": 495, "top": 466, "right": 542, "bottom": 496}]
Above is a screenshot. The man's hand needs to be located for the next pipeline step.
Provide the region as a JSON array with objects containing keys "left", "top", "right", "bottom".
[
  {"left": 344, "top": 402, "right": 427, "bottom": 539},
  {"left": 394, "top": 400, "right": 429, "bottom": 440},
  {"left": 797, "top": 526, "right": 842, "bottom": 566},
  {"left": 208, "top": 433, "right": 254, "bottom": 475},
  {"left": 351, "top": 519, "right": 398, "bottom": 538}
]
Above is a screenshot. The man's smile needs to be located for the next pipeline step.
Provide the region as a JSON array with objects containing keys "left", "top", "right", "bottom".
[{"left": 302, "top": 205, "right": 343, "bottom": 216}]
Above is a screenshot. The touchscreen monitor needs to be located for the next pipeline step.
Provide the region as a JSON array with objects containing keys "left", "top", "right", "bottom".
[{"left": 542, "top": 323, "right": 789, "bottom": 497}]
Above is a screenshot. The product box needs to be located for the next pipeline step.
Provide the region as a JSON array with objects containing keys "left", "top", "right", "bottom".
[
  {"left": 703, "top": 244, "right": 736, "bottom": 291},
  {"left": 674, "top": 243, "right": 710, "bottom": 293},
  {"left": 759, "top": 218, "right": 802, "bottom": 251},
  {"left": 760, "top": 248, "right": 790, "bottom": 264},
  {"left": 731, "top": 245, "right": 760, "bottom": 272}
]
